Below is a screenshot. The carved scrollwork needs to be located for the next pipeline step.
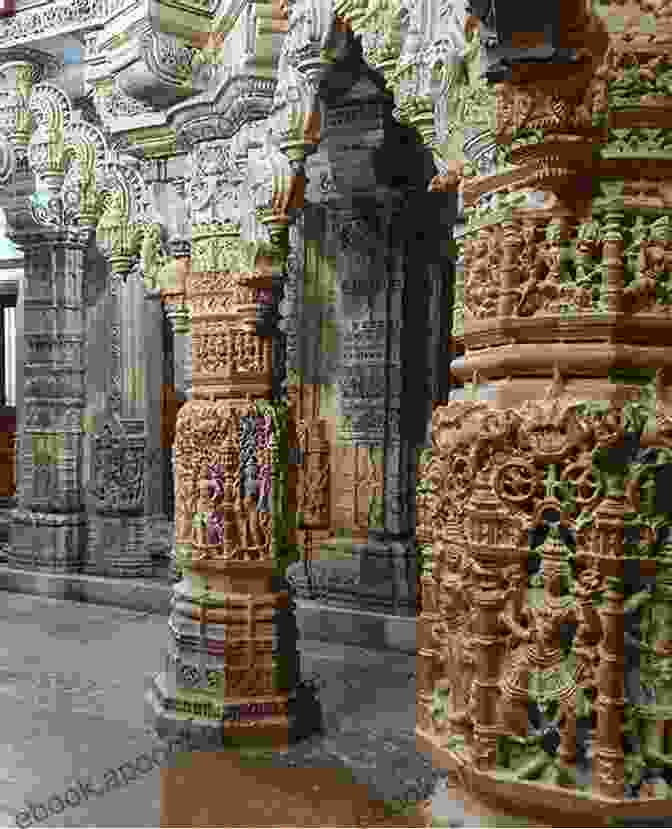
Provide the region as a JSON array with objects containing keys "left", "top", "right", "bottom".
[
  {"left": 27, "top": 83, "right": 72, "bottom": 136},
  {"left": 561, "top": 455, "right": 603, "bottom": 511},
  {"left": 62, "top": 120, "right": 109, "bottom": 227}
]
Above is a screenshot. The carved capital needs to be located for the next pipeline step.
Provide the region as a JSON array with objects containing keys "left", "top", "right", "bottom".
[{"left": 96, "top": 151, "right": 154, "bottom": 275}]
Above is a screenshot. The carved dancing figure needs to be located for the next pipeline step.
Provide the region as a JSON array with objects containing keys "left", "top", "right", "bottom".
[{"left": 499, "top": 527, "right": 578, "bottom": 765}]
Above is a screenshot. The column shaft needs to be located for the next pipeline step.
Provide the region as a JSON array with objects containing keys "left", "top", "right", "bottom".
[{"left": 10, "top": 233, "right": 88, "bottom": 571}]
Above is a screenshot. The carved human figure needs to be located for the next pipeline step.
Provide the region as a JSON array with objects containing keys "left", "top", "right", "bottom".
[
  {"left": 499, "top": 561, "right": 533, "bottom": 659},
  {"left": 196, "top": 467, "right": 211, "bottom": 548},
  {"left": 433, "top": 535, "right": 467, "bottom": 697},
  {"left": 499, "top": 530, "right": 578, "bottom": 746},
  {"left": 573, "top": 566, "right": 603, "bottom": 689},
  {"left": 437, "top": 552, "right": 477, "bottom": 731},
  {"left": 238, "top": 491, "right": 266, "bottom": 554}
]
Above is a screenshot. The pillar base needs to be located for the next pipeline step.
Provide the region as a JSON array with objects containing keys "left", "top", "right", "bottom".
[
  {"left": 8, "top": 508, "right": 87, "bottom": 572},
  {"left": 84, "top": 513, "right": 152, "bottom": 578},
  {"left": 146, "top": 671, "right": 324, "bottom": 750},
  {"left": 286, "top": 535, "right": 417, "bottom": 617},
  {"left": 416, "top": 727, "right": 672, "bottom": 828}
]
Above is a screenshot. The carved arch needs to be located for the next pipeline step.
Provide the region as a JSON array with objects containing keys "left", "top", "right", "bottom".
[{"left": 27, "top": 83, "right": 72, "bottom": 134}]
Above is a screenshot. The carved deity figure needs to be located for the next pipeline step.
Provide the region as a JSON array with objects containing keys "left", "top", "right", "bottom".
[
  {"left": 573, "top": 566, "right": 603, "bottom": 690},
  {"left": 630, "top": 542, "right": 672, "bottom": 773},
  {"left": 237, "top": 489, "right": 266, "bottom": 554},
  {"left": 432, "top": 539, "right": 478, "bottom": 733},
  {"left": 499, "top": 528, "right": 578, "bottom": 746}
]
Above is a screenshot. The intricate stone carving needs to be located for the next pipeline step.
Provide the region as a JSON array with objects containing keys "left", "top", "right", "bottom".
[
  {"left": 0, "top": 0, "right": 109, "bottom": 49},
  {"left": 96, "top": 152, "right": 154, "bottom": 274},
  {"left": 91, "top": 79, "right": 157, "bottom": 129},
  {"left": 186, "top": 139, "right": 244, "bottom": 229},
  {"left": 88, "top": 415, "right": 145, "bottom": 515},
  {"left": 140, "top": 222, "right": 168, "bottom": 290},
  {"left": 279, "top": 0, "right": 336, "bottom": 69}
]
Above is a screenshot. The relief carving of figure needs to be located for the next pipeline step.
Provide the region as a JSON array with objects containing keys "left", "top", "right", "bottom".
[
  {"left": 433, "top": 545, "right": 478, "bottom": 733},
  {"left": 499, "top": 528, "right": 578, "bottom": 745}
]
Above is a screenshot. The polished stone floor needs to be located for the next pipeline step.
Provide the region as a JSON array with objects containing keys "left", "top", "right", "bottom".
[{"left": 0, "top": 592, "right": 461, "bottom": 828}]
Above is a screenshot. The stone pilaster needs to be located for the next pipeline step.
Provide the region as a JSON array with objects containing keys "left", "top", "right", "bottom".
[
  {"left": 83, "top": 260, "right": 151, "bottom": 578},
  {"left": 9, "top": 229, "right": 89, "bottom": 571},
  {"left": 327, "top": 196, "right": 422, "bottom": 616},
  {"left": 144, "top": 285, "right": 169, "bottom": 520},
  {"left": 164, "top": 302, "right": 192, "bottom": 404}
]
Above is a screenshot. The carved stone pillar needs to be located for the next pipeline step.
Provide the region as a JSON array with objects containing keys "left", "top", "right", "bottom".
[
  {"left": 9, "top": 229, "right": 89, "bottom": 571},
  {"left": 84, "top": 150, "right": 160, "bottom": 578},
  {"left": 162, "top": 239, "right": 193, "bottom": 403},
  {"left": 328, "top": 196, "right": 421, "bottom": 616},
  {"left": 148, "top": 127, "right": 317, "bottom": 748},
  {"left": 143, "top": 283, "right": 167, "bottom": 518},
  {"left": 84, "top": 265, "right": 151, "bottom": 578},
  {"left": 417, "top": 1, "right": 672, "bottom": 822}
]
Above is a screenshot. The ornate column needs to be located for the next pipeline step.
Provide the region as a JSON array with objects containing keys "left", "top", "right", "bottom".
[
  {"left": 0, "top": 82, "right": 110, "bottom": 572},
  {"left": 161, "top": 237, "right": 193, "bottom": 402},
  {"left": 320, "top": 77, "right": 429, "bottom": 615},
  {"left": 83, "top": 152, "right": 157, "bottom": 578},
  {"left": 148, "top": 119, "right": 319, "bottom": 748},
  {"left": 9, "top": 229, "right": 90, "bottom": 570},
  {"left": 336, "top": 196, "right": 419, "bottom": 615},
  {"left": 418, "top": 0, "right": 672, "bottom": 823}
]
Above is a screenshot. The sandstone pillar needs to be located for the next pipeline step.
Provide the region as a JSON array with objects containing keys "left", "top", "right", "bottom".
[
  {"left": 417, "top": 0, "right": 672, "bottom": 823},
  {"left": 148, "top": 127, "right": 319, "bottom": 748}
]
